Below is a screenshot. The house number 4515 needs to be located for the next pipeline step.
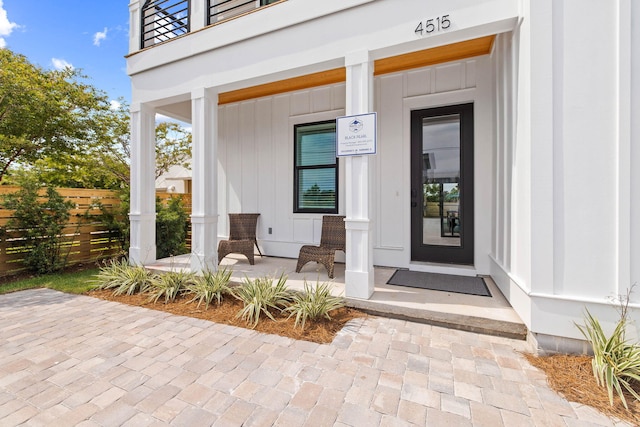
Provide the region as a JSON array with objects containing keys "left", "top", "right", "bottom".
[{"left": 415, "top": 15, "right": 451, "bottom": 36}]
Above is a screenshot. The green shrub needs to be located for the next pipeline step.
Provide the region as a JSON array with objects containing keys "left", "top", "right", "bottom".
[
  {"left": 97, "top": 192, "right": 188, "bottom": 259},
  {"left": 148, "top": 270, "right": 197, "bottom": 304},
  {"left": 156, "top": 196, "right": 189, "bottom": 259},
  {"left": 233, "top": 273, "right": 292, "bottom": 328},
  {"left": 92, "top": 258, "right": 155, "bottom": 296},
  {"left": 576, "top": 307, "right": 640, "bottom": 409},
  {"left": 95, "top": 189, "right": 130, "bottom": 254},
  {"left": 285, "top": 280, "right": 345, "bottom": 329},
  {"left": 187, "top": 267, "right": 233, "bottom": 309},
  {"left": 1, "top": 179, "right": 73, "bottom": 274}
]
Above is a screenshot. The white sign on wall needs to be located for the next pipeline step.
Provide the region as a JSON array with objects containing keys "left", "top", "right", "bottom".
[{"left": 336, "top": 112, "right": 377, "bottom": 156}]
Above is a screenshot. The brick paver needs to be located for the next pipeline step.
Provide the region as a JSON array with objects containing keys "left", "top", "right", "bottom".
[{"left": 0, "top": 289, "right": 631, "bottom": 426}]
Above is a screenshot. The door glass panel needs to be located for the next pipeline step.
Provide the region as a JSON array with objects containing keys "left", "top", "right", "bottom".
[{"left": 421, "top": 115, "right": 461, "bottom": 247}]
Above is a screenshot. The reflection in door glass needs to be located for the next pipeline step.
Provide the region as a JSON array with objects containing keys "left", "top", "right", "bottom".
[{"left": 422, "top": 115, "right": 461, "bottom": 247}]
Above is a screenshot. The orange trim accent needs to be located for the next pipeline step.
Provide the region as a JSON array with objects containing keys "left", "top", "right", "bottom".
[
  {"left": 374, "top": 35, "right": 495, "bottom": 76},
  {"left": 216, "top": 36, "right": 495, "bottom": 104},
  {"left": 218, "top": 68, "right": 346, "bottom": 105}
]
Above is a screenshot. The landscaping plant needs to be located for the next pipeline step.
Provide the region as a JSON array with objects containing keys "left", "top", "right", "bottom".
[
  {"left": 234, "top": 273, "right": 292, "bottom": 328},
  {"left": 576, "top": 293, "right": 640, "bottom": 409},
  {"left": 285, "top": 280, "right": 345, "bottom": 329},
  {"left": 148, "top": 270, "right": 197, "bottom": 304},
  {"left": 188, "top": 267, "right": 233, "bottom": 309},
  {"left": 92, "top": 258, "right": 155, "bottom": 296},
  {"left": 1, "top": 178, "right": 73, "bottom": 274},
  {"left": 95, "top": 189, "right": 130, "bottom": 254},
  {"left": 156, "top": 196, "right": 189, "bottom": 259}
]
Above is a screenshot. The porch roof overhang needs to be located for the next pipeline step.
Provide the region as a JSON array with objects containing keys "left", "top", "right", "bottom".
[
  {"left": 152, "top": 34, "right": 497, "bottom": 121},
  {"left": 218, "top": 35, "right": 495, "bottom": 105}
]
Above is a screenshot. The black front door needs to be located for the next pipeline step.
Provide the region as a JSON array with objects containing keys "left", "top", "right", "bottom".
[{"left": 410, "top": 103, "right": 474, "bottom": 265}]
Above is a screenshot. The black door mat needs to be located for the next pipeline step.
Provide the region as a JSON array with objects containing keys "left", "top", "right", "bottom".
[{"left": 386, "top": 270, "right": 491, "bottom": 297}]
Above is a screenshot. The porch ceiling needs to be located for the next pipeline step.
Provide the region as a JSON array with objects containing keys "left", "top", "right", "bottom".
[
  {"left": 153, "top": 35, "right": 495, "bottom": 121},
  {"left": 218, "top": 35, "right": 496, "bottom": 106}
]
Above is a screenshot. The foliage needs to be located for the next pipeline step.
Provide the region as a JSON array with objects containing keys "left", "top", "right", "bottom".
[
  {"left": 94, "top": 188, "right": 130, "bottom": 254},
  {"left": 576, "top": 298, "right": 640, "bottom": 409},
  {"left": 233, "top": 273, "right": 292, "bottom": 328},
  {"left": 92, "top": 258, "right": 155, "bottom": 296},
  {"left": 148, "top": 270, "right": 197, "bottom": 304},
  {"left": 7, "top": 102, "right": 193, "bottom": 190},
  {"left": 154, "top": 121, "right": 192, "bottom": 180},
  {"left": 0, "top": 49, "right": 111, "bottom": 183},
  {"left": 156, "top": 196, "right": 189, "bottom": 259},
  {"left": 1, "top": 178, "right": 73, "bottom": 274},
  {"left": 285, "top": 280, "right": 345, "bottom": 329},
  {"left": 187, "top": 267, "right": 233, "bottom": 309},
  {"left": 1, "top": 49, "right": 192, "bottom": 190},
  {"left": 0, "top": 268, "right": 99, "bottom": 295}
]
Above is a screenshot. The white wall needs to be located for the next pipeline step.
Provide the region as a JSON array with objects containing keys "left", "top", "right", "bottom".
[
  {"left": 631, "top": 1, "right": 640, "bottom": 308},
  {"left": 217, "top": 84, "right": 346, "bottom": 258},
  {"left": 492, "top": 0, "right": 640, "bottom": 346},
  {"left": 374, "top": 58, "right": 494, "bottom": 272},
  {"left": 217, "top": 57, "right": 495, "bottom": 272}
]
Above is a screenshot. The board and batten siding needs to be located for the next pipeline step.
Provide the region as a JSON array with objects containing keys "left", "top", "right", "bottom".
[{"left": 217, "top": 57, "right": 487, "bottom": 266}]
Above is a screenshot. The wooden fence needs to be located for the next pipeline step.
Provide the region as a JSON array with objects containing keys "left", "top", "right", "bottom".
[{"left": 0, "top": 187, "right": 192, "bottom": 277}]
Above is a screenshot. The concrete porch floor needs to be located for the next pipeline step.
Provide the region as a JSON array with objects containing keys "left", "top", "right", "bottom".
[{"left": 146, "top": 253, "right": 528, "bottom": 341}]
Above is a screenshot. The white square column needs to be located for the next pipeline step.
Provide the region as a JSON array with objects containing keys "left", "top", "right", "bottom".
[
  {"left": 190, "top": 88, "right": 219, "bottom": 272},
  {"left": 344, "top": 50, "right": 374, "bottom": 299},
  {"left": 129, "top": 102, "right": 157, "bottom": 265}
]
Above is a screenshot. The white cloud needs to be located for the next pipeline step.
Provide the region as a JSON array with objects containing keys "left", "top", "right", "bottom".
[
  {"left": 51, "top": 58, "right": 74, "bottom": 70},
  {"left": 110, "top": 100, "right": 121, "bottom": 110},
  {"left": 0, "top": 1, "right": 19, "bottom": 48},
  {"left": 93, "top": 27, "right": 107, "bottom": 46}
]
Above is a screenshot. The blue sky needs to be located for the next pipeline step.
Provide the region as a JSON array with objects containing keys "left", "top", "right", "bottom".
[{"left": 0, "top": 0, "right": 130, "bottom": 104}]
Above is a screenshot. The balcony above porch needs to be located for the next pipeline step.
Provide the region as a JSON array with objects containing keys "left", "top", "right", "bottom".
[{"left": 137, "top": 0, "right": 284, "bottom": 50}]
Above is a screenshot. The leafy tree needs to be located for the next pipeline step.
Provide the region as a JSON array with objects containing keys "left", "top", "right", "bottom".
[
  {"left": 1, "top": 177, "right": 73, "bottom": 274},
  {"left": 0, "top": 49, "right": 110, "bottom": 183},
  {"left": 154, "top": 121, "right": 192, "bottom": 181},
  {"left": 1, "top": 50, "right": 191, "bottom": 188},
  {"left": 9, "top": 102, "right": 192, "bottom": 190}
]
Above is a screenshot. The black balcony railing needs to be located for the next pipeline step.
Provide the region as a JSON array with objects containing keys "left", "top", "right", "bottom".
[
  {"left": 141, "top": 0, "right": 190, "bottom": 49},
  {"left": 207, "top": 0, "right": 279, "bottom": 25},
  {"left": 139, "top": 0, "right": 282, "bottom": 50}
]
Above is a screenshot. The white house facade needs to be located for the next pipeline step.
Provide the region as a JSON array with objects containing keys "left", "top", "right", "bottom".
[{"left": 127, "top": 0, "right": 640, "bottom": 352}]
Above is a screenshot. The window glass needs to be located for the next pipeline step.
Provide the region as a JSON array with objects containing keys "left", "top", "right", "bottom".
[{"left": 294, "top": 121, "right": 337, "bottom": 213}]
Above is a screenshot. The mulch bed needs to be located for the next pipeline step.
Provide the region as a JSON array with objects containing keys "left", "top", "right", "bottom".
[
  {"left": 87, "top": 289, "right": 365, "bottom": 344},
  {"left": 524, "top": 353, "right": 640, "bottom": 425}
]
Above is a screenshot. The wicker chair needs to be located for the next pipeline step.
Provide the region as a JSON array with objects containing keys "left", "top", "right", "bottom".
[
  {"left": 218, "top": 213, "right": 263, "bottom": 265},
  {"left": 295, "top": 215, "right": 346, "bottom": 278}
]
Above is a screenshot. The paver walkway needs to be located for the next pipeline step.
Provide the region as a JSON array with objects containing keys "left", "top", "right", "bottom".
[{"left": 0, "top": 289, "right": 630, "bottom": 426}]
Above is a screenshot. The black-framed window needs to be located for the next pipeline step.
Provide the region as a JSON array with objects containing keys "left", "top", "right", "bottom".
[{"left": 294, "top": 121, "right": 338, "bottom": 213}]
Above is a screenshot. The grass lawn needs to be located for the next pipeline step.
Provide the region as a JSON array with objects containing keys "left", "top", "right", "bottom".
[{"left": 0, "top": 268, "right": 99, "bottom": 295}]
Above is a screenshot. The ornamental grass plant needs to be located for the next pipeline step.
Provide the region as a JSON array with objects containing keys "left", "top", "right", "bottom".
[
  {"left": 188, "top": 267, "right": 233, "bottom": 309},
  {"left": 576, "top": 292, "right": 640, "bottom": 410},
  {"left": 285, "top": 280, "right": 345, "bottom": 329},
  {"left": 147, "top": 270, "right": 198, "bottom": 304},
  {"left": 233, "top": 273, "right": 292, "bottom": 328},
  {"left": 92, "top": 258, "right": 155, "bottom": 296}
]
